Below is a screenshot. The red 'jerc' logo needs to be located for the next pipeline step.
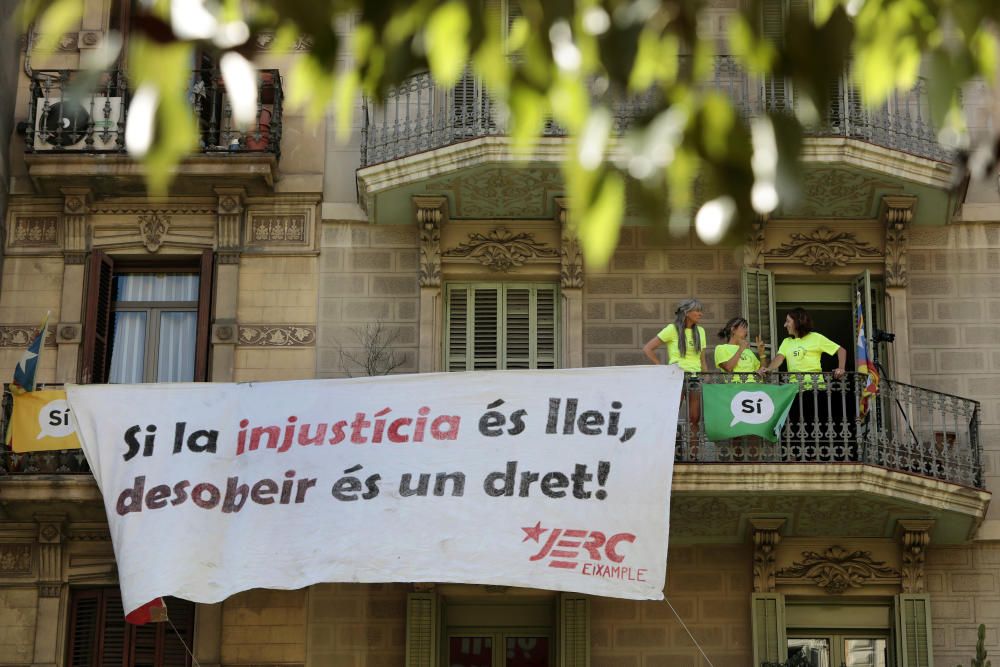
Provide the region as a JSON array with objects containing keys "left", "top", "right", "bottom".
[{"left": 521, "top": 522, "right": 647, "bottom": 582}]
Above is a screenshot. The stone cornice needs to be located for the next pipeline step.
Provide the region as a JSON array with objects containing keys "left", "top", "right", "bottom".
[{"left": 0, "top": 477, "right": 102, "bottom": 503}]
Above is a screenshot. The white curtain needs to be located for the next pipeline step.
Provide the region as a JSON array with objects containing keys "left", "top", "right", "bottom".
[
  {"left": 115, "top": 274, "right": 199, "bottom": 301},
  {"left": 108, "top": 312, "right": 147, "bottom": 383},
  {"left": 157, "top": 311, "right": 197, "bottom": 382}
]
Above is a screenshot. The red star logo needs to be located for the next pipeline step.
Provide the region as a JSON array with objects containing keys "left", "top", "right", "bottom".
[{"left": 521, "top": 521, "right": 546, "bottom": 543}]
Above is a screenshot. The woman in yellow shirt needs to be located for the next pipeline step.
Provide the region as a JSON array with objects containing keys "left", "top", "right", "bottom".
[
  {"left": 643, "top": 298, "right": 708, "bottom": 429},
  {"left": 714, "top": 317, "right": 763, "bottom": 382}
]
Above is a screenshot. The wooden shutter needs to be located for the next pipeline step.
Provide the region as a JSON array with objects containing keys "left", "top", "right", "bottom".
[
  {"left": 895, "top": 594, "right": 933, "bottom": 667},
  {"left": 68, "top": 589, "right": 101, "bottom": 667},
  {"left": 194, "top": 249, "right": 214, "bottom": 381},
  {"left": 405, "top": 592, "right": 438, "bottom": 667},
  {"left": 160, "top": 598, "right": 196, "bottom": 667},
  {"left": 751, "top": 593, "right": 786, "bottom": 667},
  {"left": 741, "top": 267, "right": 776, "bottom": 360},
  {"left": 505, "top": 287, "right": 531, "bottom": 369},
  {"left": 446, "top": 284, "right": 471, "bottom": 371},
  {"left": 760, "top": 0, "right": 790, "bottom": 112},
  {"left": 533, "top": 286, "right": 557, "bottom": 369},
  {"left": 558, "top": 593, "right": 589, "bottom": 667},
  {"left": 473, "top": 286, "right": 501, "bottom": 369},
  {"left": 100, "top": 590, "right": 127, "bottom": 667},
  {"left": 81, "top": 251, "right": 115, "bottom": 383}
]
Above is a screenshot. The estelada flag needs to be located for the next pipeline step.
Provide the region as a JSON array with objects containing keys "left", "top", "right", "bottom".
[{"left": 126, "top": 598, "right": 168, "bottom": 624}]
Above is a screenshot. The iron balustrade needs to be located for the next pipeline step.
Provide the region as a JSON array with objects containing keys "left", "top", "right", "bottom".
[
  {"left": 361, "top": 58, "right": 947, "bottom": 166},
  {"left": 677, "top": 372, "right": 983, "bottom": 488},
  {"left": 26, "top": 69, "right": 283, "bottom": 156},
  {"left": 0, "top": 373, "right": 982, "bottom": 488}
]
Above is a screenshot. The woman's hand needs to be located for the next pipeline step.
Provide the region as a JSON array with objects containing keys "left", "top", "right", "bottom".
[
  {"left": 832, "top": 368, "right": 846, "bottom": 380},
  {"left": 756, "top": 367, "right": 769, "bottom": 377}
]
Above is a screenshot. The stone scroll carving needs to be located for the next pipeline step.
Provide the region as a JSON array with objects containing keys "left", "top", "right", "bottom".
[
  {"left": 444, "top": 227, "right": 559, "bottom": 272},
  {"left": 882, "top": 195, "right": 916, "bottom": 288},
  {"left": 899, "top": 519, "right": 933, "bottom": 593},
  {"left": 766, "top": 227, "right": 880, "bottom": 273},
  {"left": 751, "top": 519, "right": 784, "bottom": 593},
  {"left": 556, "top": 199, "right": 583, "bottom": 288},
  {"left": 138, "top": 213, "right": 170, "bottom": 252},
  {"left": 414, "top": 196, "right": 447, "bottom": 288},
  {"left": 777, "top": 546, "right": 900, "bottom": 594}
]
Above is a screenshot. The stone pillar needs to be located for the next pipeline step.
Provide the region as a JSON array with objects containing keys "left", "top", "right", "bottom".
[
  {"left": 32, "top": 516, "right": 65, "bottom": 667},
  {"left": 882, "top": 195, "right": 916, "bottom": 385},
  {"left": 556, "top": 198, "right": 583, "bottom": 369},
  {"left": 750, "top": 518, "right": 785, "bottom": 593},
  {"left": 414, "top": 196, "right": 447, "bottom": 373},
  {"left": 898, "top": 519, "right": 933, "bottom": 594},
  {"left": 193, "top": 603, "right": 223, "bottom": 667},
  {"left": 212, "top": 189, "right": 245, "bottom": 382},
  {"left": 56, "top": 189, "right": 91, "bottom": 383}
]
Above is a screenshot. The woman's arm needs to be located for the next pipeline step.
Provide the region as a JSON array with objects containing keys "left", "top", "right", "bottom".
[
  {"left": 833, "top": 346, "right": 847, "bottom": 379},
  {"left": 757, "top": 353, "right": 785, "bottom": 375},
  {"left": 643, "top": 336, "right": 663, "bottom": 364},
  {"left": 719, "top": 342, "right": 748, "bottom": 372},
  {"left": 700, "top": 347, "right": 708, "bottom": 373}
]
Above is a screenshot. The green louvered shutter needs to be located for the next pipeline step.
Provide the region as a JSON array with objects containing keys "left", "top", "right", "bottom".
[
  {"left": 895, "top": 594, "right": 933, "bottom": 667},
  {"left": 406, "top": 592, "right": 438, "bottom": 667},
  {"left": 741, "top": 268, "right": 776, "bottom": 361},
  {"left": 559, "top": 593, "right": 589, "bottom": 667},
  {"left": 751, "top": 593, "right": 786, "bottom": 667}
]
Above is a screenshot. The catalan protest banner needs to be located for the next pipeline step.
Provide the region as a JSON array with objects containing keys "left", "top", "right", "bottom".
[
  {"left": 702, "top": 383, "right": 798, "bottom": 442},
  {"left": 66, "top": 365, "right": 683, "bottom": 615},
  {"left": 11, "top": 389, "right": 82, "bottom": 452}
]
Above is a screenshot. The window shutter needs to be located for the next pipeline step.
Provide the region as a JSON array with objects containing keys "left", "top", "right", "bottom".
[
  {"left": 895, "top": 594, "right": 933, "bottom": 667},
  {"left": 130, "top": 621, "right": 159, "bottom": 667},
  {"left": 559, "top": 593, "right": 589, "bottom": 667},
  {"left": 760, "top": 0, "right": 790, "bottom": 112},
  {"left": 472, "top": 286, "right": 501, "bottom": 369},
  {"left": 505, "top": 287, "right": 531, "bottom": 369},
  {"left": 194, "top": 249, "right": 214, "bottom": 381},
  {"left": 160, "top": 598, "right": 196, "bottom": 667},
  {"left": 534, "top": 286, "right": 557, "bottom": 369},
  {"left": 68, "top": 589, "right": 101, "bottom": 667},
  {"left": 751, "top": 593, "right": 786, "bottom": 667},
  {"left": 81, "top": 251, "right": 115, "bottom": 383},
  {"left": 100, "top": 590, "right": 127, "bottom": 667},
  {"left": 446, "top": 284, "right": 471, "bottom": 371},
  {"left": 405, "top": 592, "right": 438, "bottom": 667},
  {"left": 741, "top": 267, "right": 776, "bottom": 360}
]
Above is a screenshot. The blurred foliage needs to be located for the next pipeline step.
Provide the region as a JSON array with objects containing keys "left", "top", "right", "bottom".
[{"left": 18, "top": 0, "right": 1000, "bottom": 265}]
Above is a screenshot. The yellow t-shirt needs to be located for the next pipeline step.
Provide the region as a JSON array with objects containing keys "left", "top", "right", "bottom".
[
  {"left": 714, "top": 344, "right": 760, "bottom": 382},
  {"left": 657, "top": 324, "right": 706, "bottom": 373},
  {"left": 778, "top": 332, "right": 841, "bottom": 384}
]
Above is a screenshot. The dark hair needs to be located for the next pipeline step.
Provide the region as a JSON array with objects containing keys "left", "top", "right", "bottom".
[
  {"left": 785, "top": 307, "right": 813, "bottom": 337},
  {"left": 718, "top": 317, "right": 748, "bottom": 341}
]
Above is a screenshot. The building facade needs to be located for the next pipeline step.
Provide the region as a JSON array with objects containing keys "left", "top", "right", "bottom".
[{"left": 0, "top": 2, "right": 997, "bottom": 667}]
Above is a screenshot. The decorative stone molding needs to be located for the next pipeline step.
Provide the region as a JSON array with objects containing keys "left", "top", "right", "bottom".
[
  {"left": 444, "top": 227, "right": 559, "bottom": 272},
  {"left": 57, "top": 323, "right": 80, "bottom": 344},
  {"left": 138, "top": 213, "right": 170, "bottom": 252},
  {"left": 776, "top": 546, "right": 900, "bottom": 594},
  {"left": 744, "top": 214, "right": 768, "bottom": 268},
  {"left": 62, "top": 188, "right": 92, "bottom": 259},
  {"left": 79, "top": 31, "right": 101, "bottom": 48},
  {"left": 11, "top": 217, "right": 58, "bottom": 247},
  {"left": 249, "top": 214, "right": 306, "bottom": 244},
  {"left": 882, "top": 195, "right": 916, "bottom": 288},
  {"left": 36, "top": 517, "right": 65, "bottom": 597},
  {"left": 0, "top": 544, "right": 32, "bottom": 573},
  {"left": 415, "top": 196, "right": 447, "bottom": 288},
  {"left": 766, "top": 226, "right": 880, "bottom": 272},
  {"left": 68, "top": 527, "right": 112, "bottom": 541},
  {"left": 216, "top": 188, "right": 245, "bottom": 255},
  {"left": 238, "top": 325, "right": 316, "bottom": 347},
  {"left": 751, "top": 518, "right": 784, "bottom": 593},
  {"left": 556, "top": 198, "right": 583, "bottom": 288},
  {"left": 0, "top": 326, "right": 57, "bottom": 348},
  {"left": 898, "top": 519, "right": 933, "bottom": 593},
  {"left": 213, "top": 323, "right": 236, "bottom": 343}
]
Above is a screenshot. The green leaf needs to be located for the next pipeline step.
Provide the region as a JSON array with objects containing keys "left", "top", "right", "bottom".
[
  {"left": 575, "top": 169, "right": 624, "bottom": 269},
  {"left": 973, "top": 29, "right": 999, "bottom": 80},
  {"left": 33, "top": 0, "right": 83, "bottom": 54},
  {"left": 812, "top": 0, "right": 841, "bottom": 26},
  {"left": 509, "top": 84, "right": 546, "bottom": 154},
  {"left": 426, "top": 2, "right": 470, "bottom": 88}
]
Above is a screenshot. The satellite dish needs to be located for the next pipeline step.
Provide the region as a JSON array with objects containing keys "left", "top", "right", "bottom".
[{"left": 41, "top": 100, "right": 90, "bottom": 147}]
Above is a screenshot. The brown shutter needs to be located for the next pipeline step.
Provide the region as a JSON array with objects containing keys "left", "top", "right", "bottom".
[
  {"left": 68, "top": 589, "right": 101, "bottom": 667},
  {"left": 81, "top": 251, "right": 115, "bottom": 383},
  {"left": 194, "top": 249, "right": 214, "bottom": 381},
  {"left": 101, "top": 589, "right": 127, "bottom": 667},
  {"left": 160, "top": 598, "right": 196, "bottom": 667}
]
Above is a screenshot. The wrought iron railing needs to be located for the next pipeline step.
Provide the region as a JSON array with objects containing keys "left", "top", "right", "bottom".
[
  {"left": 676, "top": 372, "right": 983, "bottom": 488},
  {"left": 361, "top": 58, "right": 947, "bottom": 166},
  {"left": 25, "top": 68, "right": 283, "bottom": 156},
  {"left": 1, "top": 373, "right": 982, "bottom": 488}
]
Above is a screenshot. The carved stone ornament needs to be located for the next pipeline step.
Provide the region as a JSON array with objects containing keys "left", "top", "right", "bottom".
[
  {"left": 238, "top": 325, "right": 316, "bottom": 347},
  {"left": 138, "top": 213, "right": 170, "bottom": 252},
  {"left": 11, "top": 217, "right": 58, "bottom": 246},
  {"left": 766, "top": 226, "right": 881, "bottom": 273},
  {"left": 0, "top": 544, "right": 32, "bottom": 573},
  {"left": 250, "top": 215, "right": 306, "bottom": 243},
  {"left": 445, "top": 227, "right": 559, "bottom": 272},
  {"left": 557, "top": 199, "right": 583, "bottom": 288},
  {"left": 415, "top": 197, "right": 446, "bottom": 288},
  {"left": 0, "top": 326, "right": 57, "bottom": 348},
  {"left": 58, "top": 324, "right": 80, "bottom": 341},
  {"left": 882, "top": 195, "right": 916, "bottom": 288},
  {"left": 751, "top": 518, "right": 784, "bottom": 593},
  {"left": 899, "top": 519, "right": 933, "bottom": 593},
  {"left": 776, "top": 546, "right": 900, "bottom": 594},
  {"left": 744, "top": 214, "right": 768, "bottom": 268}
]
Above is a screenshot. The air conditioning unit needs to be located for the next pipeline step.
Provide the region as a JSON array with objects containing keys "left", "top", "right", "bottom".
[{"left": 33, "top": 96, "right": 124, "bottom": 151}]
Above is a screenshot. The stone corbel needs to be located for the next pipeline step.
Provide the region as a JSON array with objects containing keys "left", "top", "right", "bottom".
[
  {"left": 61, "top": 188, "right": 92, "bottom": 265},
  {"left": 35, "top": 515, "right": 65, "bottom": 597},
  {"left": 414, "top": 196, "right": 447, "bottom": 288},
  {"left": 898, "top": 519, "right": 933, "bottom": 593},
  {"left": 881, "top": 195, "right": 916, "bottom": 288},
  {"left": 751, "top": 518, "right": 785, "bottom": 593},
  {"left": 216, "top": 188, "right": 246, "bottom": 264},
  {"left": 744, "top": 213, "right": 768, "bottom": 268},
  {"left": 556, "top": 198, "right": 583, "bottom": 289}
]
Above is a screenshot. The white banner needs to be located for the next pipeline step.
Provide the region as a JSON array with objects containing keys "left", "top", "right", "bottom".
[{"left": 67, "top": 365, "right": 682, "bottom": 614}]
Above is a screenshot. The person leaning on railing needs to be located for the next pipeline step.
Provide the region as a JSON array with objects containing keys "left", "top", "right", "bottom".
[
  {"left": 714, "top": 316, "right": 764, "bottom": 383},
  {"left": 643, "top": 298, "right": 708, "bottom": 429}
]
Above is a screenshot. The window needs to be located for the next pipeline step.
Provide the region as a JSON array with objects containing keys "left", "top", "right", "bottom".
[
  {"left": 445, "top": 283, "right": 558, "bottom": 371},
  {"left": 67, "top": 588, "right": 195, "bottom": 667},
  {"left": 82, "top": 251, "right": 213, "bottom": 384},
  {"left": 787, "top": 635, "right": 889, "bottom": 666}
]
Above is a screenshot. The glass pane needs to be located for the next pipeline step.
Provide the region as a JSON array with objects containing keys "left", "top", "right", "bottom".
[
  {"left": 108, "top": 312, "right": 147, "bottom": 383},
  {"left": 449, "top": 637, "right": 493, "bottom": 667},
  {"left": 787, "top": 638, "right": 831, "bottom": 667},
  {"left": 506, "top": 637, "right": 549, "bottom": 667},
  {"left": 844, "top": 639, "right": 888, "bottom": 667},
  {"left": 157, "top": 312, "right": 198, "bottom": 382},
  {"left": 116, "top": 274, "right": 199, "bottom": 302}
]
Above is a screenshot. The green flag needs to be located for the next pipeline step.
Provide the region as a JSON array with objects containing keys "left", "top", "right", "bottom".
[{"left": 703, "top": 383, "right": 798, "bottom": 442}]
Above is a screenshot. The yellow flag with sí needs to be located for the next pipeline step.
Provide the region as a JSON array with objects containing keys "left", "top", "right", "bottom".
[{"left": 10, "top": 389, "right": 81, "bottom": 453}]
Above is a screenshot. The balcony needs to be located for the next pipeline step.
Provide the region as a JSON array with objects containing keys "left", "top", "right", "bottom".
[
  {"left": 22, "top": 68, "right": 283, "bottom": 194},
  {"left": 360, "top": 58, "right": 949, "bottom": 168}
]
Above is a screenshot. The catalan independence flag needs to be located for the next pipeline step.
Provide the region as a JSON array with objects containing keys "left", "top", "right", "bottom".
[
  {"left": 5, "top": 312, "right": 49, "bottom": 446},
  {"left": 855, "top": 296, "right": 879, "bottom": 418}
]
